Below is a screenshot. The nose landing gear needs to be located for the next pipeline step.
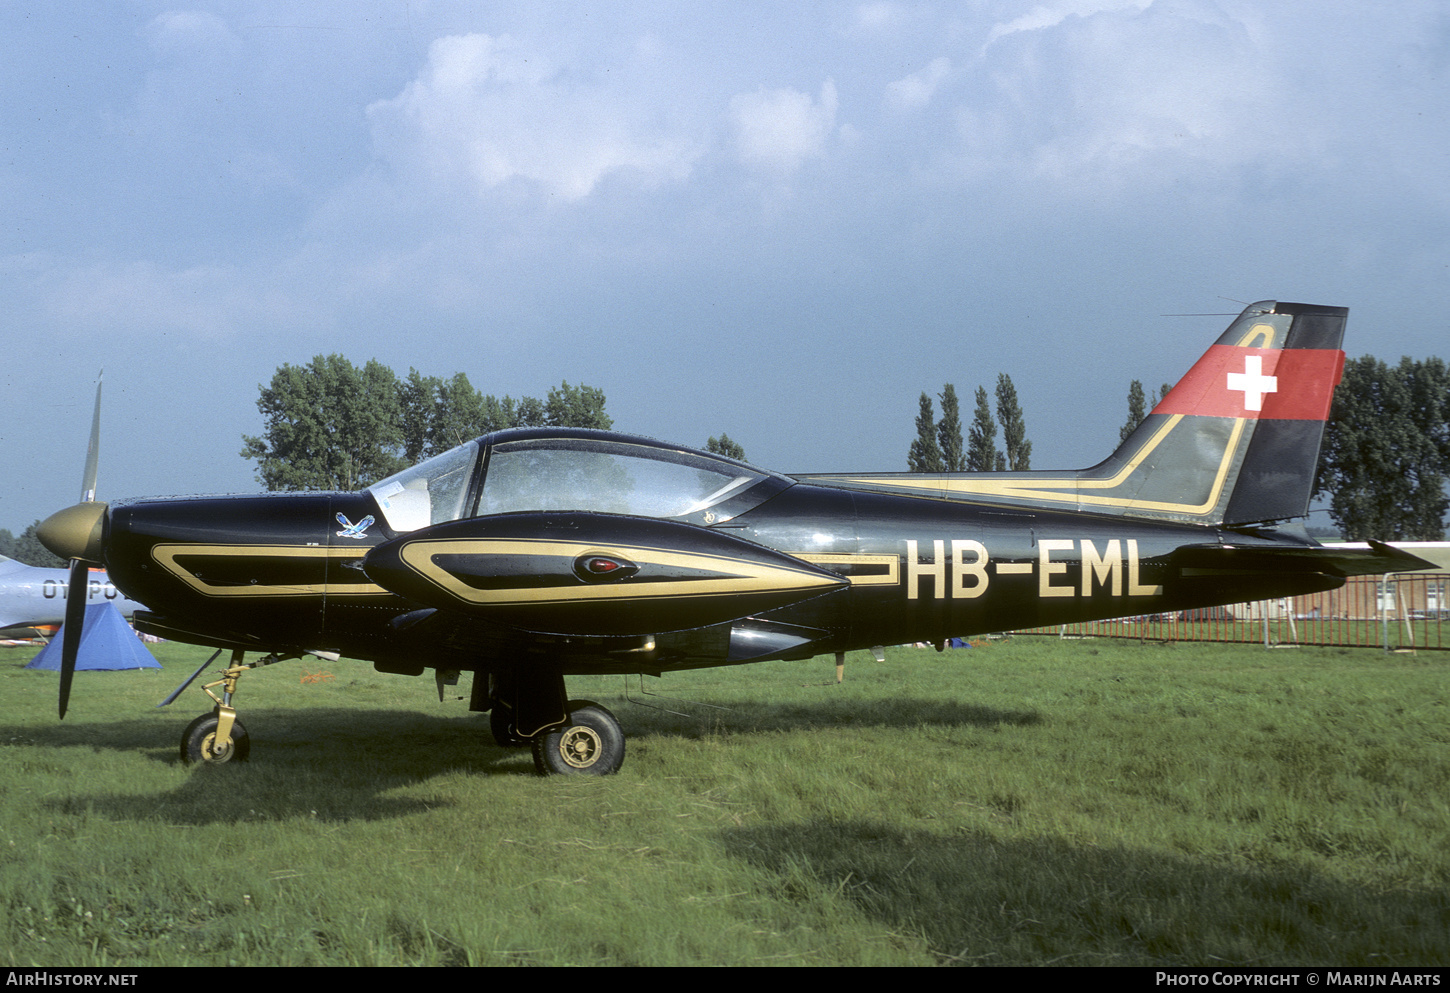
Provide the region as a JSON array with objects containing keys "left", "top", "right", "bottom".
[{"left": 174, "top": 648, "right": 289, "bottom": 765}]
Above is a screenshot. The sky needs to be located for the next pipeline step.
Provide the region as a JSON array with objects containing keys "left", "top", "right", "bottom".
[{"left": 3, "top": 0, "right": 1448, "bottom": 533}]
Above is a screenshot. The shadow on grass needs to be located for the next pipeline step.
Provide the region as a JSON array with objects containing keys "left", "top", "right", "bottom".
[
  {"left": 720, "top": 820, "right": 1450, "bottom": 966},
  {"left": 13, "top": 696, "right": 1039, "bottom": 825},
  {"left": 613, "top": 695, "right": 1041, "bottom": 739},
  {"left": 6, "top": 693, "right": 1038, "bottom": 758},
  {"left": 17, "top": 707, "right": 531, "bottom": 825}
]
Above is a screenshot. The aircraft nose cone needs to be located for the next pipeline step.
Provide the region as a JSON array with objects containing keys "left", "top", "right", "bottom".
[{"left": 38, "top": 502, "right": 108, "bottom": 563}]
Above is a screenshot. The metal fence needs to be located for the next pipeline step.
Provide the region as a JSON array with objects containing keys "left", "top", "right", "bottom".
[{"left": 1017, "top": 572, "right": 1450, "bottom": 651}]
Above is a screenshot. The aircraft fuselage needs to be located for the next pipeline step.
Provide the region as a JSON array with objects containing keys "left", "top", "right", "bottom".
[{"left": 104, "top": 476, "right": 1334, "bottom": 677}]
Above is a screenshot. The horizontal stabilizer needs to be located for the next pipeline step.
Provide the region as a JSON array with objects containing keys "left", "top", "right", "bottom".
[{"left": 1172, "top": 539, "right": 1440, "bottom": 579}]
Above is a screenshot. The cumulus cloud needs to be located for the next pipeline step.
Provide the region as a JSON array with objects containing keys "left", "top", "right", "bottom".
[
  {"left": 31, "top": 255, "right": 322, "bottom": 339},
  {"left": 366, "top": 33, "right": 698, "bottom": 202},
  {"left": 142, "top": 10, "right": 241, "bottom": 55},
  {"left": 887, "top": 57, "right": 952, "bottom": 109},
  {"left": 728, "top": 80, "right": 840, "bottom": 172},
  {"left": 982, "top": 0, "right": 1153, "bottom": 50},
  {"left": 953, "top": 0, "right": 1285, "bottom": 193},
  {"left": 851, "top": 2, "right": 910, "bottom": 34}
]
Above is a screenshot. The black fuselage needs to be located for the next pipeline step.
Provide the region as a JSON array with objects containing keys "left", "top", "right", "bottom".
[{"left": 106, "top": 478, "right": 1333, "bottom": 677}]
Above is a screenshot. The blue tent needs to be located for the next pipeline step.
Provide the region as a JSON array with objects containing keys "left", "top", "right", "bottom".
[{"left": 25, "top": 602, "right": 161, "bottom": 671}]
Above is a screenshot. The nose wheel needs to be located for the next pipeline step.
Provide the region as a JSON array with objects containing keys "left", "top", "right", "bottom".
[{"left": 180, "top": 710, "right": 250, "bottom": 764}]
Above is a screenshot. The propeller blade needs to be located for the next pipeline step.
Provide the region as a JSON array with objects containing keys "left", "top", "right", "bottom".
[
  {"left": 81, "top": 374, "right": 101, "bottom": 503},
  {"left": 57, "top": 372, "right": 106, "bottom": 719},
  {"left": 58, "top": 559, "right": 89, "bottom": 719}
]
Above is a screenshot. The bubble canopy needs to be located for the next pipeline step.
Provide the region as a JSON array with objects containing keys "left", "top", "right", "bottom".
[{"left": 366, "top": 429, "right": 791, "bottom": 534}]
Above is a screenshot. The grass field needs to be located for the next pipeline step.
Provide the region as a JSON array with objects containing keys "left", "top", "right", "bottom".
[{"left": 2, "top": 637, "right": 1447, "bottom": 966}]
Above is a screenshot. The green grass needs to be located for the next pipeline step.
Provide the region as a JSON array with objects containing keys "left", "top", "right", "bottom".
[{"left": 1, "top": 637, "right": 1446, "bottom": 966}]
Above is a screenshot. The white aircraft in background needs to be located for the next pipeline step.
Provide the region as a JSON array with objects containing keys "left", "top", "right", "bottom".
[{"left": 0, "top": 555, "right": 142, "bottom": 640}]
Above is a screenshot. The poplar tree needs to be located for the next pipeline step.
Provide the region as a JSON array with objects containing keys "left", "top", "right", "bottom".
[
  {"left": 907, "top": 393, "right": 945, "bottom": 472},
  {"left": 967, "top": 386, "right": 1002, "bottom": 471},
  {"left": 1120, "top": 379, "right": 1147, "bottom": 444},
  {"left": 936, "top": 384, "right": 966, "bottom": 472},
  {"left": 995, "top": 373, "right": 1031, "bottom": 471}
]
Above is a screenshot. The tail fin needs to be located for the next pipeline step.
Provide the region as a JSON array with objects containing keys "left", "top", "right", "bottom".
[
  {"left": 801, "top": 300, "right": 1347, "bottom": 526},
  {"left": 1106, "top": 300, "right": 1346, "bottom": 525}
]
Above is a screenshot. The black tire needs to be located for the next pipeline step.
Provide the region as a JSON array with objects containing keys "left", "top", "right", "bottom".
[
  {"left": 490, "top": 706, "right": 529, "bottom": 748},
  {"left": 180, "top": 712, "right": 250, "bottom": 765},
  {"left": 531, "top": 701, "right": 625, "bottom": 776}
]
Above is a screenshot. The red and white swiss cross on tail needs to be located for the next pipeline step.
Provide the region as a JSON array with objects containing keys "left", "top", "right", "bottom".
[{"left": 1152, "top": 345, "right": 1344, "bottom": 420}]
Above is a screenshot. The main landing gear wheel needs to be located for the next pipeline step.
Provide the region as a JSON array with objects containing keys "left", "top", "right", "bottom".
[
  {"left": 532, "top": 701, "right": 625, "bottom": 776},
  {"left": 180, "top": 712, "right": 251, "bottom": 765}
]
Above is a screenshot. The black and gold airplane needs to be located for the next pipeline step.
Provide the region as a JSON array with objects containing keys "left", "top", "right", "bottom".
[{"left": 38, "top": 300, "right": 1431, "bottom": 775}]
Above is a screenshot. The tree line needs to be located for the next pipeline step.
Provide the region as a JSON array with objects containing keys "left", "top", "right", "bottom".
[
  {"left": 909, "top": 376, "right": 1031, "bottom": 473},
  {"left": 905, "top": 357, "right": 1450, "bottom": 541}
]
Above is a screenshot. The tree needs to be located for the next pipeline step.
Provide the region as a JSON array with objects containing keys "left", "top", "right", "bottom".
[
  {"left": 398, "top": 369, "right": 439, "bottom": 463},
  {"left": 1314, "top": 355, "right": 1450, "bottom": 540},
  {"left": 706, "top": 434, "right": 746, "bottom": 461},
  {"left": 241, "top": 354, "right": 405, "bottom": 491},
  {"left": 244, "top": 357, "right": 615, "bottom": 492},
  {"left": 1120, "top": 379, "right": 1147, "bottom": 444},
  {"left": 936, "top": 384, "right": 966, "bottom": 472},
  {"left": 995, "top": 373, "right": 1031, "bottom": 470},
  {"left": 430, "top": 373, "right": 491, "bottom": 454},
  {"left": 546, "top": 381, "right": 612, "bottom": 430},
  {"left": 967, "top": 386, "right": 1002, "bottom": 471},
  {"left": 907, "top": 393, "right": 944, "bottom": 472}
]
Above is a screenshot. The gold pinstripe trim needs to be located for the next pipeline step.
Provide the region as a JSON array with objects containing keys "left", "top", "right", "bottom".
[
  {"left": 397, "top": 538, "right": 841, "bottom": 608},
  {"left": 1237, "top": 322, "right": 1276, "bottom": 348},
  {"left": 837, "top": 415, "right": 1247, "bottom": 516},
  {"left": 795, "top": 553, "right": 900, "bottom": 586},
  {"left": 151, "top": 544, "right": 389, "bottom": 598}
]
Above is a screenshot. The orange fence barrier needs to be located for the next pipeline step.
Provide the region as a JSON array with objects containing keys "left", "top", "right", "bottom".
[{"left": 1017, "top": 572, "right": 1450, "bottom": 651}]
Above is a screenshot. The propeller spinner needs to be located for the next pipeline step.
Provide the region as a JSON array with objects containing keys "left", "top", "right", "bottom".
[{"left": 36, "top": 376, "right": 107, "bottom": 719}]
